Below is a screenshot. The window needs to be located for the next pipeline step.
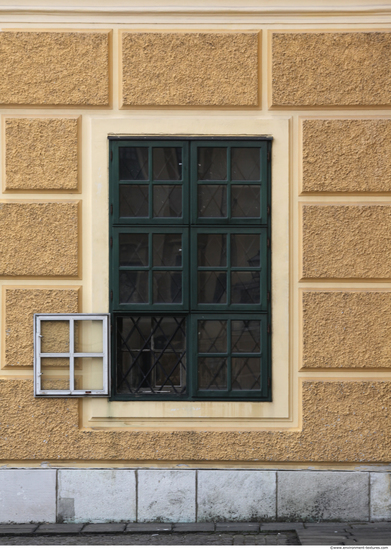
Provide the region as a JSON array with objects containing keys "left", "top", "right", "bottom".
[
  {"left": 34, "top": 314, "right": 110, "bottom": 397},
  {"left": 109, "top": 139, "right": 271, "bottom": 401}
]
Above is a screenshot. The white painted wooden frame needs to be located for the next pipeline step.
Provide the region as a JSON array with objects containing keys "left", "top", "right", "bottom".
[{"left": 34, "top": 314, "right": 110, "bottom": 397}]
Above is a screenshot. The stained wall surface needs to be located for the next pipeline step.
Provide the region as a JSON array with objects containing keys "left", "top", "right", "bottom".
[{"left": 0, "top": 8, "right": 390, "bottom": 469}]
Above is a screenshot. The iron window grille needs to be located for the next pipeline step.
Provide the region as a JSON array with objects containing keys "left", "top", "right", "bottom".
[
  {"left": 34, "top": 314, "right": 110, "bottom": 397},
  {"left": 109, "top": 138, "right": 271, "bottom": 401}
]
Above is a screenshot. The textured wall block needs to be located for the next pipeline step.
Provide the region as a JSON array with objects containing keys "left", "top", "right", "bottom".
[
  {"left": 302, "top": 119, "right": 391, "bottom": 193},
  {"left": 0, "top": 32, "right": 109, "bottom": 106},
  {"left": 4, "top": 287, "right": 79, "bottom": 367},
  {"left": 198, "top": 470, "right": 276, "bottom": 522},
  {"left": 277, "top": 472, "right": 369, "bottom": 521},
  {"left": 302, "top": 205, "right": 391, "bottom": 279},
  {"left": 302, "top": 291, "right": 391, "bottom": 369},
  {"left": 138, "top": 470, "right": 196, "bottom": 522},
  {"left": 0, "top": 470, "right": 56, "bottom": 523},
  {"left": 370, "top": 473, "right": 391, "bottom": 521},
  {"left": 58, "top": 470, "right": 136, "bottom": 523},
  {"left": 5, "top": 118, "right": 79, "bottom": 191},
  {"left": 121, "top": 32, "right": 259, "bottom": 106},
  {"left": 272, "top": 32, "right": 391, "bottom": 107},
  {"left": 0, "top": 202, "right": 79, "bottom": 277}
]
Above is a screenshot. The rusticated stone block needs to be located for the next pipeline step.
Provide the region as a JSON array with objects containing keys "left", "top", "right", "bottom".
[
  {"left": 302, "top": 291, "right": 391, "bottom": 369},
  {"left": 370, "top": 473, "right": 391, "bottom": 521},
  {"left": 0, "top": 32, "right": 109, "bottom": 106},
  {"left": 302, "top": 205, "right": 391, "bottom": 279},
  {"left": 302, "top": 119, "right": 391, "bottom": 193},
  {"left": 121, "top": 32, "right": 259, "bottom": 106},
  {"left": 5, "top": 117, "right": 79, "bottom": 191},
  {"left": 272, "top": 32, "right": 391, "bottom": 107},
  {"left": 4, "top": 287, "right": 79, "bottom": 367},
  {"left": 0, "top": 202, "right": 79, "bottom": 277}
]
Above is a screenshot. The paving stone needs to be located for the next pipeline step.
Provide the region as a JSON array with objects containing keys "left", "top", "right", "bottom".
[
  {"left": 198, "top": 470, "right": 276, "bottom": 522},
  {"left": 261, "top": 522, "right": 305, "bottom": 531},
  {"left": 82, "top": 524, "right": 126, "bottom": 533},
  {"left": 125, "top": 523, "right": 172, "bottom": 532},
  {"left": 36, "top": 524, "right": 84, "bottom": 534},
  {"left": 0, "top": 524, "right": 38, "bottom": 535},
  {"left": 233, "top": 534, "right": 245, "bottom": 544},
  {"left": 172, "top": 523, "right": 214, "bottom": 532},
  {"left": 216, "top": 522, "right": 260, "bottom": 532}
]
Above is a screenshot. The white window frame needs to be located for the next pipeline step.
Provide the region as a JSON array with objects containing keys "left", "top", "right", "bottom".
[{"left": 34, "top": 313, "right": 110, "bottom": 397}]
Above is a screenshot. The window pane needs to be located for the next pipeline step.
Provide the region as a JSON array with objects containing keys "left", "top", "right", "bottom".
[
  {"left": 119, "top": 185, "right": 149, "bottom": 218},
  {"left": 116, "top": 316, "right": 186, "bottom": 395},
  {"left": 197, "top": 234, "right": 226, "bottom": 267},
  {"left": 153, "top": 147, "right": 182, "bottom": 180},
  {"left": 231, "top": 185, "right": 261, "bottom": 218},
  {"left": 198, "top": 185, "right": 227, "bottom": 217},
  {"left": 41, "top": 357, "right": 70, "bottom": 390},
  {"left": 119, "top": 147, "right": 149, "bottom": 180},
  {"left": 41, "top": 321, "right": 69, "bottom": 353},
  {"left": 198, "top": 272, "right": 227, "bottom": 304},
  {"left": 231, "top": 147, "right": 260, "bottom": 181},
  {"left": 198, "top": 357, "right": 227, "bottom": 390},
  {"left": 74, "top": 320, "right": 103, "bottom": 353},
  {"left": 119, "top": 271, "right": 148, "bottom": 304},
  {"left": 119, "top": 234, "right": 148, "bottom": 267},
  {"left": 198, "top": 320, "right": 227, "bottom": 353},
  {"left": 153, "top": 272, "right": 182, "bottom": 304},
  {"left": 153, "top": 234, "right": 182, "bottom": 267},
  {"left": 231, "top": 234, "right": 260, "bottom": 267},
  {"left": 74, "top": 357, "right": 104, "bottom": 391},
  {"left": 231, "top": 272, "right": 260, "bottom": 304},
  {"left": 232, "top": 320, "right": 260, "bottom": 353},
  {"left": 153, "top": 185, "right": 182, "bottom": 218},
  {"left": 232, "top": 357, "right": 261, "bottom": 390},
  {"left": 197, "top": 147, "right": 227, "bottom": 181}
]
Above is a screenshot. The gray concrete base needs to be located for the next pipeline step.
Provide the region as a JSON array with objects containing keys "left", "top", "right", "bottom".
[{"left": 0, "top": 468, "right": 390, "bottom": 523}]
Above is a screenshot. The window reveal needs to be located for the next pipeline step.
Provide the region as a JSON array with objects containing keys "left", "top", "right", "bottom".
[{"left": 109, "top": 139, "right": 271, "bottom": 401}]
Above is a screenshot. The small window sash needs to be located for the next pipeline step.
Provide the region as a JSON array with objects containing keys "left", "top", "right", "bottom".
[{"left": 34, "top": 314, "right": 110, "bottom": 397}]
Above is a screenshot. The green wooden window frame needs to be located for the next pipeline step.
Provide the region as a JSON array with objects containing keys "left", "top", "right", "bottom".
[{"left": 109, "top": 138, "right": 271, "bottom": 401}]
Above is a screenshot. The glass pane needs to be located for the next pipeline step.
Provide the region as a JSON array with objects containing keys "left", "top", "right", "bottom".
[
  {"left": 198, "top": 320, "right": 227, "bottom": 353},
  {"left": 119, "top": 271, "right": 148, "bottom": 304},
  {"left": 197, "top": 147, "right": 227, "bottom": 180},
  {"left": 197, "top": 234, "right": 226, "bottom": 267},
  {"left": 231, "top": 272, "right": 260, "bottom": 304},
  {"left": 74, "top": 320, "right": 103, "bottom": 353},
  {"left": 119, "top": 185, "right": 149, "bottom": 218},
  {"left": 153, "top": 185, "right": 182, "bottom": 218},
  {"left": 153, "top": 272, "right": 182, "bottom": 303},
  {"left": 231, "top": 234, "right": 260, "bottom": 267},
  {"left": 232, "top": 185, "right": 261, "bottom": 218},
  {"left": 153, "top": 147, "right": 182, "bottom": 181},
  {"left": 74, "top": 357, "right": 104, "bottom": 390},
  {"left": 198, "top": 358, "right": 227, "bottom": 390},
  {"left": 41, "top": 357, "right": 69, "bottom": 390},
  {"left": 119, "top": 147, "right": 148, "bottom": 180},
  {"left": 153, "top": 234, "right": 182, "bottom": 267},
  {"left": 198, "top": 271, "right": 227, "bottom": 304},
  {"left": 232, "top": 320, "right": 260, "bottom": 353},
  {"left": 41, "top": 321, "right": 69, "bottom": 353},
  {"left": 232, "top": 357, "right": 261, "bottom": 390},
  {"left": 116, "top": 316, "right": 186, "bottom": 395},
  {"left": 198, "top": 185, "right": 227, "bottom": 218},
  {"left": 231, "top": 147, "right": 261, "bottom": 181},
  {"left": 119, "top": 234, "right": 148, "bottom": 267}
]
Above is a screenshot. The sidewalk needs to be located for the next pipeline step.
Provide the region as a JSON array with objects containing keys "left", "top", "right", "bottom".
[{"left": 0, "top": 521, "right": 390, "bottom": 545}]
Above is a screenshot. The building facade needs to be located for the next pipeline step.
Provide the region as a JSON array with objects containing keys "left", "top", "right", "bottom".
[{"left": 0, "top": 0, "right": 390, "bottom": 523}]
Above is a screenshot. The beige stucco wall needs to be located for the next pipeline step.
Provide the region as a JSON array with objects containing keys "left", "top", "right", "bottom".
[{"left": 0, "top": 2, "right": 390, "bottom": 468}]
